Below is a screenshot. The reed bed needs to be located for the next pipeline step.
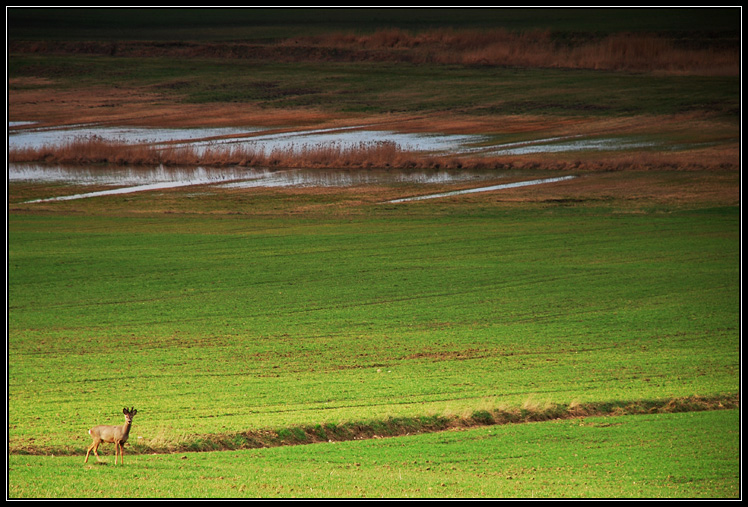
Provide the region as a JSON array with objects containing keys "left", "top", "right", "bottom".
[
  {"left": 8, "top": 137, "right": 421, "bottom": 169},
  {"left": 9, "top": 135, "right": 738, "bottom": 173},
  {"left": 285, "top": 28, "right": 739, "bottom": 75},
  {"left": 10, "top": 28, "right": 738, "bottom": 76}
]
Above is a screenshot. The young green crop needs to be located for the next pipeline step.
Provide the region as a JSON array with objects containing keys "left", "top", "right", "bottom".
[{"left": 8, "top": 195, "right": 739, "bottom": 454}]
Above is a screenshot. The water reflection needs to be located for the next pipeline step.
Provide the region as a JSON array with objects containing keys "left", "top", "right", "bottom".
[
  {"left": 10, "top": 163, "right": 504, "bottom": 203},
  {"left": 222, "top": 167, "right": 488, "bottom": 189},
  {"left": 179, "top": 127, "right": 487, "bottom": 155},
  {"left": 9, "top": 122, "right": 679, "bottom": 163},
  {"left": 8, "top": 124, "right": 263, "bottom": 150},
  {"left": 8, "top": 123, "right": 487, "bottom": 156},
  {"left": 10, "top": 163, "right": 259, "bottom": 186},
  {"left": 483, "top": 136, "right": 655, "bottom": 156}
]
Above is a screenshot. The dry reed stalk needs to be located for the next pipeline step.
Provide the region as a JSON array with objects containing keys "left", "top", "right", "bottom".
[
  {"left": 11, "top": 29, "right": 737, "bottom": 75},
  {"left": 8, "top": 135, "right": 739, "bottom": 173},
  {"left": 7, "top": 137, "right": 421, "bottom": 169},
  {"left": 297, "top": 28, "right": 738, "bottom": 75}
]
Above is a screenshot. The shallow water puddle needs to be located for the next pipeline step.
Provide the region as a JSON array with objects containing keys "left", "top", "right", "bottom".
[
  {"left": 14, "top": 165, "right": 576, "bottom": 204},
  {"left": 23, "top": 180, "right": 212, "bottom": 203},
  {"left": 8, "top": 122, "right": 486, "bottom": 155},
  {"left": 11, "top": 163, "right": 504, "bottom": 203},
  {"left": 221, "top": 167, "right": 492, "bottom": 189},
  {"left": 8, "top": 123, "right": 264, "bottom": 150},
  {"left": 11, "top": 163, "right": 259, "bottom": 186},
  {"left": 185, "top": 126, "right": 486, "bottom": 155},
  {"left": 14, "top": 164, "right": 260, "bottom": 203},
  {"left": 9, "top": 122, "right": 674, "bottom": 158},
  {"left": 482, "top": 136, "right": 656, "bottom": 156},
  {"left": 387, "top": 176, "right": 577, "bottom": 203}
]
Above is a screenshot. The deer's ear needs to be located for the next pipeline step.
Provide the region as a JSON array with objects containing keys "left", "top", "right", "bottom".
[
  {"left": 132, "top": 409, "right": 138, "bottom": 416},
  {"left": 123, "top": 407, "right": 129, "bottom": 415}
]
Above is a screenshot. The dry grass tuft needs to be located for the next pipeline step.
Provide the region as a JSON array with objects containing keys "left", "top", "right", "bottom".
[{"left": 291, "top": 28, "right": 738, "bottom": 75}]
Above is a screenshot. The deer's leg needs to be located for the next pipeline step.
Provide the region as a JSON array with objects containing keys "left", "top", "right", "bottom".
[
  {"left": 114, "top": 441, "right": 125, "bottom": 465},
  {"left": 85, "top": 439, "right": 100, "bottom": 463}
]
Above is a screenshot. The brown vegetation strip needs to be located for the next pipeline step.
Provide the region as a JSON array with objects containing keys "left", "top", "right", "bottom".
[
  {"left": 7, "top": 137, "right": 738, "bottom": 174},
  {"left": 9, "top": 28, "right": 739, "bottom": 75},
  {"left": 9, "top": 394, "right": 739, "bottom": 456}
]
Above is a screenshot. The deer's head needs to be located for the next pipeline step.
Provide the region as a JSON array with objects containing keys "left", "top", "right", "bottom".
[{"left": 123, "top": 407, "right": 138, "bottom": 423}]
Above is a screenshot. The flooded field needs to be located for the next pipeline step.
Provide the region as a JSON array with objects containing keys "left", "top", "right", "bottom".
[
  {"left": 8, "top": 121, "right": 671, "bottom": 203},
  {"left": 9, "top": 121, "right": 679, "bottom": 158},
  {"left": 8, "top": 122, "right": 487, "bottom": 155},
  {"left": 477, "top": 135, "right": 657, "bottom": 156},
  {"left": 10, "top": 162, "right": 520, "bottom": 203}
]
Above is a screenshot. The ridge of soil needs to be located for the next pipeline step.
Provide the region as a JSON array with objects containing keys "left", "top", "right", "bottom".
[{"left": 9, "top": 394, "right": 739, "bottom": 457}]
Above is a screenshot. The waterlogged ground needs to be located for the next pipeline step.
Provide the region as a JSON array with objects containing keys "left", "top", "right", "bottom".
[
  {"left": 10, "top": 163, "right": 526, "bottom": 203},
  {"left": 6, "top": 121, "right": 695, "bottom": 203},
  {"left": 9, "top": 120, "right": 676, "bottom": 155},
  {"left": 8, "top": 122, "right": 485, "bottom": 154}
]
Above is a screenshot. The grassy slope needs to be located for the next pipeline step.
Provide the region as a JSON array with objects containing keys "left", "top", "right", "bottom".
[
  {"left": 8, "top": 194, "right": 739, "bottom": 454},
  {"left": 8, "top": 54, "right": 740, "bottom": 119}
]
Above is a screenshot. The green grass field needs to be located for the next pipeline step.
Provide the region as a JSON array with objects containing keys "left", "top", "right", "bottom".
[
  {"left": 7, "top": 181, "right": 740, "bottom": 497},
  {"left": 8, "top": 410, "right": 740, "bottom": 498}
]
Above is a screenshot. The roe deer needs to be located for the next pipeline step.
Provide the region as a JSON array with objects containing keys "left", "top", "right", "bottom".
[{"left": 85, "top": 407, "right": 137, "bottom": 465}]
